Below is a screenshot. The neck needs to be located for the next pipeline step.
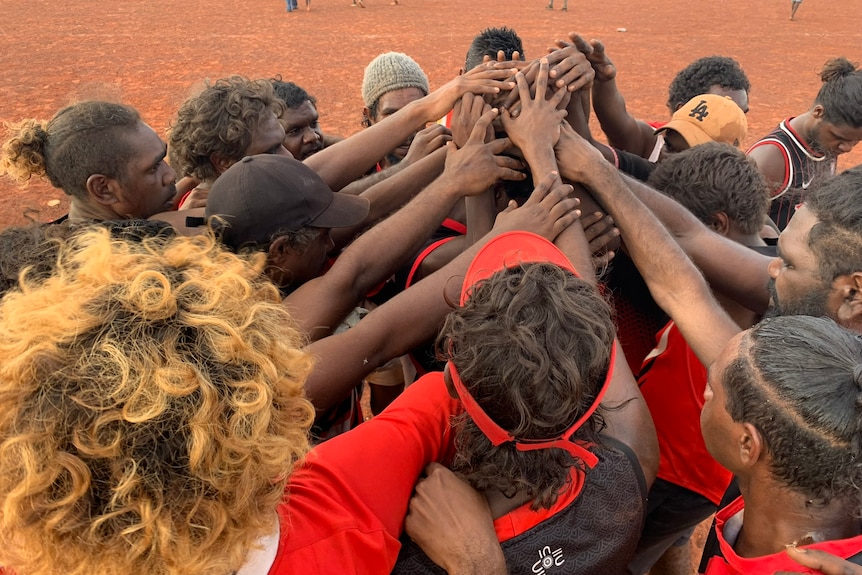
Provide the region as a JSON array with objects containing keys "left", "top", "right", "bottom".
[
  {"left": 735, "top": 474, "right": 860, "bottom": 558},
  {"left": 68, "top": 200, "right": 120, "bottom": 222},
  {"left": 788, "top": 112, "right": 817, "bottom": 145}
]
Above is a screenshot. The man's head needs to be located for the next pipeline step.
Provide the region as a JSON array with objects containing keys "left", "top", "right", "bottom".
[
  {"left": 667, "top": 55, "right": 750, "bottom": 114},
  {"left": 361, "top": 52, "right": 429, "bottom": 164},
  {"left": 465, "top": 26, "right": 525, "bottom": 71},
  {"left": 0, "top": 228, "right": 315, "bottom": 575},
  {"left": 648, "top": 142, "right": 769, "bottom": 242},
  {"left": 441, "top": 233, "right": 615, "bottom": 510},
  {"left": 206, "top": 154, "right": 369, "bottom": 288},
  {"left": 806, "top": 57, "right": 862, "bottom": 156},
  {"left": 169, "top": 77, "right": 289, "bottom": 183},
  {"left": 767, "top": 165, "right": 862, "bottom": 327},
  {"left": 701, "top": 317, "right": 862, "bottom": 510},
  {"left": 272, "top": 80, "right": 325, "bottom": 160},
  {"left": 1, "top": 101, "right": 177, "bottom": 219},
  {"left": 654, "top": 94, "right": 748, "bottom": 157}
]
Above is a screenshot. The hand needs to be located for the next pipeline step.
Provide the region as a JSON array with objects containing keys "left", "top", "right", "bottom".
[
  {"left": 774, "top": 546, "right": 862, "bottom": 575},
  {"left": 493, "top": 171, "right": 580, "bottom": 241},
  {"left": 555, "top": 121, "right": 608, "bottom": 183},
  {"left": 178, "top": 186, "right": 209, "bottom": 210},
  {"left": 500, "top": 59, "right": 568, "bottom": 153},
  {"left": 403, "top": 123, "right": 453, "bottom": 165},
  {"left": 568, "top": 33, "right": 616, "bottom": 83},
  {"left": 546, "top": 36, "right": 596, "bottom": 92},
  {"left": 581, "top": 210, "right": 620, "bottom": 269},
  {"left": 442, "top": 107, "right": 525, "bottom": 196},
  {"left": 426, "top": 63, "right": 517, "bottom": 121},
  {"left": 404, "top": 463, "right": 507, "bottom": 575},
  {"left": 450, "top": 92, "right": 491, "bottom": 149}
]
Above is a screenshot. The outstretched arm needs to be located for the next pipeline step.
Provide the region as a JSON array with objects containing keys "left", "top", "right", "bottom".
[
  {"left": 572, "top": 34, "right": 660, "bottom": 159},
  {"left": 305, "top": 63, "right": 516, "bottom": 191},
  {"left": 555, "top": 123, "right": 741, "bottom": 367}
]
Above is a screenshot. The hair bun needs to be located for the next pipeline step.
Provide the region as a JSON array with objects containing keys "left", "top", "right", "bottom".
[{"left": 821, "top": 57, "right": 859, "bottom": 83}]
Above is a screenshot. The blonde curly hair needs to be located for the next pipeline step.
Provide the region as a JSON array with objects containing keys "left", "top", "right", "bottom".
[{"left": 0, "top": 229, "right": 315, "bottom": 575}]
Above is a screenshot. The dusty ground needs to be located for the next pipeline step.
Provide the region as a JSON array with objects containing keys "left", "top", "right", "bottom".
[{"left": 1, "top": 0, "right": 861, "bottom": 228}]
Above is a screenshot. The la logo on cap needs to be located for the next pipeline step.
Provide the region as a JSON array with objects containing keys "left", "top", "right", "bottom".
[{"left": 688, "top": 100, "right": 710, "bottom": 122}]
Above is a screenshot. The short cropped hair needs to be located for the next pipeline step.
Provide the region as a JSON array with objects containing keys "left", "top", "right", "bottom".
[
  {"left": 272, "top": 79, "right": 317, "bottom": 109},
  {"left": 647, "top": 142, "right": 769, "bottom": 236},
  {"left": 1, "top": 102, "right": 141, "bottom": 199},
  {"left": 169, "top": 76, "right": 285, "bottom": 181},
  {"left": 442, "top": 263, "right": 615, "bottom": 510},
  {"left": 667, "top": 56, "right": 750, "bottom": 112},
  {"left": 0, "top": 229, "right": 314, "bottom": 575},
  {"left": 815, "top": 57, "right": 862, "bottom": 128},
  {"left": 723, "top": 316, "right": 862, "bottom": 508},
  {"left": 465, "top": 26, "right": 525, "bottom": 71},
  {"left": 805, "top": 165, "right": 862, "bottom": 283}
]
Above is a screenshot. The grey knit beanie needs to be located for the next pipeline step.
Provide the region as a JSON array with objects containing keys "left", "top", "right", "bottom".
[{"left": 361, "top": 52, "right": 430, "bottom": 109}]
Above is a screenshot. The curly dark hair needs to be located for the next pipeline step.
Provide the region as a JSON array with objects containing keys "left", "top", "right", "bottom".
[
  {"left": 805, "top": 165, "right": 862, "bottom": 283},
  {"left": 667, "top": 56, "right": 750, "bottom": 112},
  {"left": 465, "top": 26, "right": 525, "bottom": 71},
  {"left": 168, "top": 76, "right": 285, "bottom": 182},
  {"left": 441, "top": 263, "right": 615, "bottom": 510},
  {"left": 647, "top": 142, "right": 769, "bottom": 236},
  {"left": 723, "top": 316, "right": 862, "bottom": 509},
  {"left": 815, "top": 57, "right": 862, "bottom": 128},
  {"left": 1, "top": 102, "right": 141, "bottom": 200}
]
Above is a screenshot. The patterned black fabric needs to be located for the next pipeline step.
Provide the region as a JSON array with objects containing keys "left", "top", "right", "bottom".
[{"left": 392, "top": 439, "right": 646, "bottom": 575}]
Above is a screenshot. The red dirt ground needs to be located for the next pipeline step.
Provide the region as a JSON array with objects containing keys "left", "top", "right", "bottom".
[{"left": 1, "top": 0, "right": 860, "bottom": 228}]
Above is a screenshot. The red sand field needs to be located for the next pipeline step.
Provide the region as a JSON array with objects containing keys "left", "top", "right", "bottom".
[{"left": 1, "top": 0, "right": 860, "bottom": 228}]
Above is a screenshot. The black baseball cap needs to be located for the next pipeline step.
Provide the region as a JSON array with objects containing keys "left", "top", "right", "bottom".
[{"left": 206, "top": 154, "right": 369, "bottom": 251}]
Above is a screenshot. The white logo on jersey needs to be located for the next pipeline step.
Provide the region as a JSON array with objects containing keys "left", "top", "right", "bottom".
[{"left": 531, "top": 546, "right": 565, "bottom": 574}]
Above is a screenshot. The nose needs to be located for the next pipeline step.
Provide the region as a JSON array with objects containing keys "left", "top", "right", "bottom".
[
  {"left": 165, "top": 161, "right": 177, "bottom": 183},
  {"left": 303, "top": 127, "right": 321, "bottom": 144},
  {"left": 838, "top": 140, "right": 858, "bottom": 154}
]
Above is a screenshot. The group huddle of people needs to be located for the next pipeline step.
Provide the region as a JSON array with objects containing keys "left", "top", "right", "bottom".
[{"left": 1, "top": 25, "right": 862, "bottom": 575}]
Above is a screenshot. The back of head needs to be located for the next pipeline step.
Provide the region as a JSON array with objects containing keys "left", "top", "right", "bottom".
[
  {"left": 723, "top": 316, "right": 862, "bottom": 509},
  {"left": 465, "top": 26, "right": 525, "bottom": 71},
  {"left": 168, "top": 76, "right": 285, "bottom": 182},
  {"left": 647, "top": 141, "right": 769, "bottom": 236},
  {"left": 361, "top": 52, "right": 429, "bottom": 115},
  {"left": 0, "top": 229, "right": 314, "bottom": 575},
  {"left": 272, "top": 79, "right": 316, "bottom": 109},
  {"left": 805, "top": 164, "right": 862, "bottom": 282},
  {"left": 442, "top": 263, "right": 615, "bottom": 509},
  {"left": 667, "top": 56, "right": 750, "bottom": 111},
  {"left": 815, "top": 57, "right": 862, "bottom": 128},
  {"left": 1, "top": 101, "right": 140, "bottom": 199}
]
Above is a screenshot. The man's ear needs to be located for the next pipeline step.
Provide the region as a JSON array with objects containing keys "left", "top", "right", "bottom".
[
  {"left": 832, "top": 272, "right": 862, "bottom": 330},
  {"left": 738, "top": 422, "right": 764, "bottom": 466},
  {"left": 811, "top": 104, "right": 825, "bottom": 120},
  {"left": 210, "top": 153, "right": 235, "bottom": 176},
  {"left": 85, "top": 174, "right": 121, "bottom": 206},
  {"left": 362, "top": 106, "right": 373, "bottom": 126},
  {"left": 708, "top": 212, "right": 731, "bottom": 236}
]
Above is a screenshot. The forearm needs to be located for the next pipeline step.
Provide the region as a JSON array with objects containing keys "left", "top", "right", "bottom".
[
  {"left": 305, "top": 99, "right": 429, "bottom": 191},
  {"left": 331, "top": 148, "right": 446, "bottom": 250},
  {"left": 334, "top": 174, "right": 462, "bottom": 301},
  {"left": 591, "top": 78, "right": 651, "bottom": 155}
]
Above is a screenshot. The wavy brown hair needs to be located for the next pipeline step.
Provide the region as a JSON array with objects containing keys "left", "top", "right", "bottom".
[
  {"left": 442, "top": 263, "right": 615, "bottom": 510},
  {"left": 168, "top": 76, "right": 285, "bottom": 181},
  {"left": 0, "top": 229, "right": 315, "bottom": 575}
]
